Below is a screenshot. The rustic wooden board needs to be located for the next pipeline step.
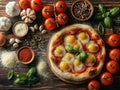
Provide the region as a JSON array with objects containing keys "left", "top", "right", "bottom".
[{"left": 0, "top": 0, "right": 120, "bottom": 90}]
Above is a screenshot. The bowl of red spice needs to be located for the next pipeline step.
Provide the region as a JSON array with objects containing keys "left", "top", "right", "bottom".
[
  {"left": 71, "top": 0, "right": 94, "bottom": 21},
  {"left": 17, "top": 46, "right": 35, "bottom": 64}
]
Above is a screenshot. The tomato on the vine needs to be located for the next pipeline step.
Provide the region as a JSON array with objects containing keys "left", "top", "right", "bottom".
[
  {"left": 108, "top": 34, "right": 120, "bottom": 47},
  {"left": 42, "top": 5, "right": 54, "bottom": 19},
  {"left": 57, "top": 13, "right": 68, "bottom": 25},
  {"left": 44, "top": 18, "right": 56, "bottom": 30},
  {"left": 55, "top": 0, "right": 67, "bottom": 13},
  {"left": 100, "top": 72, "right": 114, "bottom": 86},
  {"left": 18, "top": 0, "right": 30, "bottom": 9},
  {"left": 31, "top": 0, "right": 43, "bottom": 11},
  {"left": 109, "top": 49, "right": 120, "bottom": 61},
  {"left": 106, "top": 60, "right": 119, "bottom": 74},
  {"left": 88, "top": 80, "right": 100, "bottom": 90}
]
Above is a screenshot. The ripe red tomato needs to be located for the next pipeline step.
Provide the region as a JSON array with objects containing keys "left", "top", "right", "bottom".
[
  {"left": 100, "top": 72, "right": 114, "bottom": 86},
  {"left": 88, "top": 80, "right": 100, "bottom": 90},
  {"left": 31, "top": 0, "right": 43, "bottom": 11},
  {"left": 109, "top": 49, "right": 120, "bottom": 61},
  {"left": 106, "top": 60, "right": 119, "bottom": 74},
  {"left": 55, "top": 1, "right": 67, "bottom": 13},
  {"left": 44, "top": 18, "right": 56, "bottom": 30},
  {"left": 57, "top": 13, "right": 68, "bottom": 25},
  {"left": 108, "top": 34, "right": 120, "bottom": 47},
  {"left": 18, "top": 0, "right": 30, "bottom": 9},
  {"left": 42, "top": 5, "right": 54, "bottom": 19}
]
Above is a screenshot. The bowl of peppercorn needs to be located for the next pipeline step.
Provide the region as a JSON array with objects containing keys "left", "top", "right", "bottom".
[
  {"left": 17, "top": 46, "right": 35, "bottom": 64},
  {"left": 71, "top": 0, "right": 94, "bottom": 21}
]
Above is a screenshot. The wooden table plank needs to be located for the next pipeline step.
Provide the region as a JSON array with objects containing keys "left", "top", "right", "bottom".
[{"left": 0, "top": 0, "right": 120, "bottom": 90}]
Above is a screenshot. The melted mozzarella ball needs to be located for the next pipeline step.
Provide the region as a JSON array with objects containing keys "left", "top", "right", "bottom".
[
  {"left": 59, "top": 61, "right": 69, "bottom": 71},
  {"left": 87, "top": 41, "right": 99, "bottom": 53},
  {"left": 64, "top": 35, "right": 76, "bottom": 46},
  {"left": 54, "top": 45, "right": 65, "bottom": 57},
  {"left": 85, "top": 53, "right": 96, "bottom": 66},
  {"left": 77, "top": 32, "right": 89, "bottom": 44},
  {"left": 74, "top": 59, "right": 86, "bottom": 72},
  {"left": 62, "top": 53, "right": 74, "bottom": 64}
]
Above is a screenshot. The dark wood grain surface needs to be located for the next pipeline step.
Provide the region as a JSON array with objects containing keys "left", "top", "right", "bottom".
[{"left": 0, "top": 0, "right": 120, "bottom": 90}]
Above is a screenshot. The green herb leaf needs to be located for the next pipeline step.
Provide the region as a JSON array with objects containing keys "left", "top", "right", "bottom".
[
  {"left": 28, "top": 76, "right": 38, "bottom": 85},
  {"left": 17, "top": 74, "right": 27, "bottom": 81},
  {"left": 76, "top": 54, "right": 82, "bottom": 62},
  {"left": 65, "top": 45, "right": 73, "bottom": 53},
  {"left": 102, "top": 12, "right": 110, "bottom": 17},
  {"left": 73, "top": 47, "right": 81, "bottom": 53},
  {"left": 27, "top": 67, "right": 37, "bottom": 78},
  {"left": 76, "top": 51, "right": 88, "bottom": 62},
  {"left": 98, "top": 23, "right": 105, "bottom": 36},
  {"left": 14, "top": 78, "right": 26, "bottom": 85},
  {"left": 98, "top": 4, "right": 106, "bottom": 13},
  {"left": 104, "top": 17, "right": 112, "bottom": 28},
  {"left": 8, "top": 70, "right": 14, "bottom": 80},
  {"left": 94, "top": 13, "right": 104, "bottom": 20},
  {"left": 110, "top": 7, "right": 120, "bottom": 17},
  {"left": 80, "top": 51, "right": 88, "bottom": 61}
]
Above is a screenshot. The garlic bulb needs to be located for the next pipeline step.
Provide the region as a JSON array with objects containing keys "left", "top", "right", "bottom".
[
  {"left": 20, "top": 8, "right": 36, "bottom": 23},
  {"left": 5, "top": 1, "right": 20, "bottom": 17},
  {"left": 0, "top": 17, "right": 11, "bottom": 31}
]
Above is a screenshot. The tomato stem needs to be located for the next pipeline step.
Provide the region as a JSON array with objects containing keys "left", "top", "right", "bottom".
[
  {"left": 104, "top": 76, "right": 110, "bottom": 81},
  {"left": 91, "top": 84, "right": 96, "bottom": 90},
  {"left": 34, "top": 1, "right": 38, "bottom": 6}
]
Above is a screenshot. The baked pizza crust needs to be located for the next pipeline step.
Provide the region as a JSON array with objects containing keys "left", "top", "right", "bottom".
[{"left": 47, "top": 24, "right": 106, "bottom": 84}]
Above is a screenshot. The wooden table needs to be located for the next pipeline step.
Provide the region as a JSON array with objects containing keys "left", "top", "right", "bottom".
[{"left": 0, "top": 0, "right": 120, "bottom": 90}]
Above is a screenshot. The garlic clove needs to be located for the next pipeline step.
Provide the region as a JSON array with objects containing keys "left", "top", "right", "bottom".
[
  {"left": 39, "top": 25, "right": 44, "bottom": 31},
  {"left": 41, "top": 29, "right": 47, "bottom": 34},
  {"left": 29, "top": 15, "right": 36, "bottom": 20},
  {"left": 34, "top": 24, "right": 38, "bottom": 30},
  {"left": 9, "top": 38, "right": 15, "bottom": 44},
  {"left": 20, "top": 10, "right": 26, "bottom": 16},
  {"left": 29, "top": 10, "right": 36, "bottom": 15},
  {"left": 13, "top": 43, "right": 19, "bottom": 48},
  {"left": 21, "top": 16, "right": 27, "bottom": 20},
  {"left": 29, "top": 26, "right": 35, "bottom": 32},
  {"left": 26, "top": 8, "right": 31, "bottom": 15},
  {"left": 15, "top": 38, "right": 21, "bottom": 43},
  {"left": 24, "top": 18, "right": 29, "bottom": 23},
  {"left": 28, "top": 18, "right": 33, "bottom": 23}
]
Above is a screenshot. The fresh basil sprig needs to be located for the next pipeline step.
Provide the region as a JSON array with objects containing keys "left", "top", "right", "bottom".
[
  {"left": 8, "top": 67, "right": 38, "bottom": 86},
  {"left": 94, "top": 4, "right": 120, "bottom": 28}
]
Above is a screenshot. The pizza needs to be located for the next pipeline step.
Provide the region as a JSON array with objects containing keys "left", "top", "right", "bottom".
[{"left": 47, "top": 24, "right": 106, "bottom": 84}]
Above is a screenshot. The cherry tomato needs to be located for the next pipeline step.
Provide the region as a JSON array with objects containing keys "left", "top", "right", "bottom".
[
  {"left": 42, "top": 5, "right": 54, "bottom": 19},
  {"left": 108, "top": 34, "right": 120, "bottom": 47},
  {"left": 31, "top": 0, "right": 43, "bottom": 11},
  {"left": 18, "top": 0, "right": 30, "bottom": 9},
  {"left": 106, "top": 60, "right": 119, "bottom": 74},
  {"left": 44, "top": 18, "right": 56, "bottom": 30},
  {"left": 88, "top": 80, "right": 100, "bottom": 90},
  {"left": 100, "top": 72, "right": 114, "bottom": 86},
  {"left": 57, "top": 13, "right": 68, "bottom": 25},
  {"left": 109, "top": 49, "right": 120, "bottom": 61},
  {"left": 55, "top": 0, "right": 67, "bottom": 13}
]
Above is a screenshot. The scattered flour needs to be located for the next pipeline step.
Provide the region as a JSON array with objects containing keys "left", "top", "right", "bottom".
[{"left": 0, "top": 51, "right": 19, "bottom": 68}]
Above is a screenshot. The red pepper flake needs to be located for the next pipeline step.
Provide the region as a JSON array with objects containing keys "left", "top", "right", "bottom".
[{"left": 18, "top": 47, "right": 33, "bottom": 62}]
